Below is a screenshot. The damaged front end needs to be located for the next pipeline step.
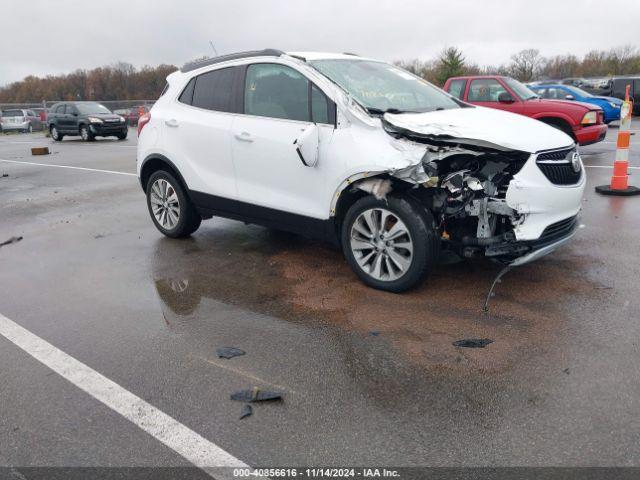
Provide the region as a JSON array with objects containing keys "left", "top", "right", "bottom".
[{"left": 351, "top": 117, "right": 557, "bottom": 265}]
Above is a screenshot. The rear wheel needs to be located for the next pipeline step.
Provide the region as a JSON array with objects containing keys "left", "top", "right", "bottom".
[
  {"left": 146, "top": 170, "right": 201, "bottom": 238},
  {"left": 50, "top": 126, "right": 63, "bottom": 141},
  {"left": 80, "top": 125, "right": 94, "bottom": 142},
  {"left": 341, "top": 195, "right": 439, "bottom": 292}
]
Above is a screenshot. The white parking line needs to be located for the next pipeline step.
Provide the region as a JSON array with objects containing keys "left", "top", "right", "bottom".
[
  {"left": 0, "top": 312, "right": 249, "bottom": 478},
  {"left": 0, "top": 159, "right": 136, "bottom": 177}
]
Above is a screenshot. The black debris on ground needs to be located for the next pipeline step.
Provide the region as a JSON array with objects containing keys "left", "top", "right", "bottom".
[
  {"left": 368, "top": 331, "right": 380, "bottom": 337},
  {"left": 216, "top": 347, "right": 246, "bottom": 359},
  {"left": 0, "top": 236, "right": 23, "bottom": 248},
  {"left": 452, "top": 338, "right": 494, "bottom": 348},
  {"left": 239, "top": 404, "right": 253, "bottom": 419},
  {"left": 1, "top": 173, "right": 8, "bottom": 178},
  {"left": 231, "top": 387, "right": 283, "bottom": 403}
]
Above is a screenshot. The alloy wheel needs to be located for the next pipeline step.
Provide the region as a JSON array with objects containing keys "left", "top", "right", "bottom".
[
  {"left": 150, "top": 178, "right": 181, "bottom": 230},
  {"left": 350, "top": 207, "right": 413, "bottom": 281}
]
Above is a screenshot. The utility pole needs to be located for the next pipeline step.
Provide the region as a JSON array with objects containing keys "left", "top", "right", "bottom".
[{"left": 209, "top": 41, "right": 218, "bottom": 57}]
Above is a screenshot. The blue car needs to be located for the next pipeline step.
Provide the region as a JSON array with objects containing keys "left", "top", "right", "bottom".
[{"left": 529, "top": 84, "right": 623, "bottom": 123}]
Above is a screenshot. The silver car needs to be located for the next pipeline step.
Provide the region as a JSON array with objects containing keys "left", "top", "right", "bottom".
[{"left": 0, "top": 109, "right": 43, "bottom": 133}]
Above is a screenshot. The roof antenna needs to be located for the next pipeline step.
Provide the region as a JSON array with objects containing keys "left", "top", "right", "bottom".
[{"left": 209, "top": 41, "right": 219, "bottom": 57}]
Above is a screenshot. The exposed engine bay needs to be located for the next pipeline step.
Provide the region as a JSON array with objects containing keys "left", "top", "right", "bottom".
[{"left": 354, "top": 122, "right": 533, "bottom": 262}]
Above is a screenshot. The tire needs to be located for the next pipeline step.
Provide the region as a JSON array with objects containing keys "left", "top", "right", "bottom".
[
  {"left": 117, "top": 130, "right": 128, "bottom": 140},
  {"left": 80, "top": 124, "right": 94, "bottom": 142},
  {"left": 341, "top": 195, "right": 440, "bottom": 292},
  {"left": 146, "top": 170, "right": 201, "bottom": 238},
  {"left": 50, "top": 125, "right": 63, "bottom": 141}
]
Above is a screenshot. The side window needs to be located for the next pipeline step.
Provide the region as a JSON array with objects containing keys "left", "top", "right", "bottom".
[
  {"left": 244, "top": 63, "right": 309, "bottom": 121},
  {"left": 67, "top": 105, "right": 78, "bottom": 115},
  {"left": 468, "top": 79, "right": 508, "bottom": 102},
  {"left": 191, "top": 67, "right": 235, "bottom": 112},
  {"left": 447, "top": 79, "right": 467, "bottom": 99},
  {"left": 55, "top": 104, "right": 65, "bottom": 114},
  {"left": 311, "top": 84, "right": 329, "bottom": 124},
  {"left": 178, "top": 78, "right": 196, "bottom": 105}
]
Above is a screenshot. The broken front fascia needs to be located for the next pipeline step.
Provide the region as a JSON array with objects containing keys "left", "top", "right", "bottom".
[{"left": 351, "top": 120, "right": 529, "bottom": 249}]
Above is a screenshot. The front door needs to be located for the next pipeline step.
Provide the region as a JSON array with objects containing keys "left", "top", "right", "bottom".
[
  {"left": 466, "top": 78, "right": 524, "bottom": 114},
  {"left": 231, "top": 63, "right": 333, "bottom": 220}
]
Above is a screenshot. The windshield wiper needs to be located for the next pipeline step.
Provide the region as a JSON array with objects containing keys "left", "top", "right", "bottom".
[{"left": 366, "top": 107, "right": 417, "bottom": 116}]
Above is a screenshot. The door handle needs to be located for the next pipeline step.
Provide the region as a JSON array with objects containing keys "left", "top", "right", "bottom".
[
  {"left": 234, "top": 131, "right": 253, "bottom": 142},
  {"left": 165, "top": 119, "right": 179, "bottom": 128}
]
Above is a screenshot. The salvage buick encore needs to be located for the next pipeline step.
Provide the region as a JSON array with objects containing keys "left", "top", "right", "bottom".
[{"left": 137, "top": 50, "right": 585, "bottom": 292}]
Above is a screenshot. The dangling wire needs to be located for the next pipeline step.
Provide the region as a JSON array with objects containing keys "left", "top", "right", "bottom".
[{"left": 483, "top": 263, "right": 512, "bottom": 313}]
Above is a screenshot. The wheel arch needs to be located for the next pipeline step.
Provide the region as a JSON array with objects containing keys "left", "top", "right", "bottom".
[
  {"left": 331, "top": 171, "right": 427, "bottom": 238},
  {"left": 536, "top": 115, "right": 576, "bottom": 140},
  {"left": 139, "top": 154, "right": 190, "bottom": 194}
]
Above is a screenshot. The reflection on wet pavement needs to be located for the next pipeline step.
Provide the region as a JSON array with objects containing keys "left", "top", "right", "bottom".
[{"left": 152, "top": 220, "right": 599, "bottom": 378}]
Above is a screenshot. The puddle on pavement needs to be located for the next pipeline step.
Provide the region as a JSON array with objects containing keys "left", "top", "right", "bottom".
[{"left": 151, "top": 221, "right": 600, "bottom": 375}]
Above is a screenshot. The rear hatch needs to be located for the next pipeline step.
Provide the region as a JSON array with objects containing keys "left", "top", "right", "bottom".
[{"left": 1, "top": 109, "right": 25, "bottom": 125}]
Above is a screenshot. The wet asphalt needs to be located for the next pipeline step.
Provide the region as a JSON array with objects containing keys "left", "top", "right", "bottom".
[{"left": 1, "top": 125, "right": 640, "bottom": 469}]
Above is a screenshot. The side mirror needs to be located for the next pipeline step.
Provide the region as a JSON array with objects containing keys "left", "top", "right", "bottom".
[
  {"left": 565, "top": 94, "right": 575, "bottom": 100},
  {"left": 498, "top": 92, "right": 514, "bottom": 103},
  {"left": 294, "top": 124, "right": 319, "bottom": 167}
]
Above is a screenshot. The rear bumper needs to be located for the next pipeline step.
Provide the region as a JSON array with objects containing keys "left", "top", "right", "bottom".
[
  {"left": 1, "top": 121, "right": 29, "bottom": 131},
  {"left": 574, "top": 123, "right": 607, "bottom": 145}
]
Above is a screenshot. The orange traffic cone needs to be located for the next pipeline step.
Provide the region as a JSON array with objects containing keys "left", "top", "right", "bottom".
[{"left": 596, "top": 84, "right": 640, "bottom": 196}]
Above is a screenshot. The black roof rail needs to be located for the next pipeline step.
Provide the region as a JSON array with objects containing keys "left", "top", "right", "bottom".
[{"left": 181, "top": 49, "right": 285, "bottom": 73}]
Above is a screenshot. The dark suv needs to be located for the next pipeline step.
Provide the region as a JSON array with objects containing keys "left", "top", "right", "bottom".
[{"left": 47, "top": 102, "right": 128, "bottom": 141}]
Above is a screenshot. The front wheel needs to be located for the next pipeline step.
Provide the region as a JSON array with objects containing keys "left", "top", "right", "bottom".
[
  {"left": 50, "top": 126, "right": 63, "bottom": 141},
  {"left": 146, "top": 170, "right": 201, "bottom": 238},
  {"left": 116, "top": 130, "right": 127, "bottom": 140},
  {"left": 341, "top": 195, "right": 440, "bottom": 292},
  {"left": 80, "top": 125, "right": 94, "bottom": 142}
]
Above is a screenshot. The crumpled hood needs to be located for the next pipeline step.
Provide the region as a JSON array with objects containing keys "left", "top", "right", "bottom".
[{"left": 384, "top": 106, "right": 574, "bottom": 153}]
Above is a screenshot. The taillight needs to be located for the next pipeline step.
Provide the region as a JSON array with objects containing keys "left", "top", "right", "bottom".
[{"left": 137, "top": 113, "right": 151, "bottom": 136}]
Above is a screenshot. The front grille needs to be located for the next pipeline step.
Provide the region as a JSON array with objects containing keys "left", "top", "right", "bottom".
[
  {"left": 534, "top": 215, "right": 578, "bottom": 248},
  {"left": 536, "top": 148, "right": 582, "bottom": 185}
]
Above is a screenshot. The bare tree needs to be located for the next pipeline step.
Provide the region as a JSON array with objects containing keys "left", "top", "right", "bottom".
[{"left": 508, "top": 49, "right": 545, "bottom": 81}]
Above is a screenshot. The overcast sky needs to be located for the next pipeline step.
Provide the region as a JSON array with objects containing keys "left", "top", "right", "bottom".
[{"left": 2, "top": 0, "right": 638, "bottom": 87}]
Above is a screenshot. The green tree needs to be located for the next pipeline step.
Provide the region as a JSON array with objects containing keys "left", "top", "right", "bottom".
[{"left": 436, "top": 47, "right": 466, "bottom": 86}]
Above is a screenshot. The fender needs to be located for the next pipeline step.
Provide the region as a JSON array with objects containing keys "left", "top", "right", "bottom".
[
  {"left": 139, "top": 154, "right": 190, "bottom": 193},
  {"left": 530, "top": 111, "right": 577, "bottom": 127}
]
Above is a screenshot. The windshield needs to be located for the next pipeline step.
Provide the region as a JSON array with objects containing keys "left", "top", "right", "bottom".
[
  {"left": 503, "top": 77, "right": 538, "bottom": 100},
  {"left": 309, "top": 59, "right": 460, "bottom": 114},
  {"left": 566, "top": 86, "right": 593, "bottom": 98},
  {"left": 76, "top": 103, "right": 111, "bottom": 115}
]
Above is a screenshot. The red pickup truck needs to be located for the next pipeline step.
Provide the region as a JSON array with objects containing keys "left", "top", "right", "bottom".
[{"left": 443, "top": 75, "right": 607, "bottom": 146}]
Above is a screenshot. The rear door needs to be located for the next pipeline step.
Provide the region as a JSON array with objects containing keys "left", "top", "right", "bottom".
[
  {"left": 160, "top": 66, "right": 238, "bottom": 200},
  {"left": 231, "top": 62, "right": 333, "bottom": 220},
  {"left": 467, "top": 78, "right": 524, "bottom": 114}
]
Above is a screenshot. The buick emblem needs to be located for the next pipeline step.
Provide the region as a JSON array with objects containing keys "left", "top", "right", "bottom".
[{"left": 570, "top": 151, "right": 582, "bottom": 173}]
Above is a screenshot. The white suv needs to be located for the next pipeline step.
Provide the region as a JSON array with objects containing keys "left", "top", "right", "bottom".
[{"left": 137, "top": 49, "right": 585, "bottom": 292}]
